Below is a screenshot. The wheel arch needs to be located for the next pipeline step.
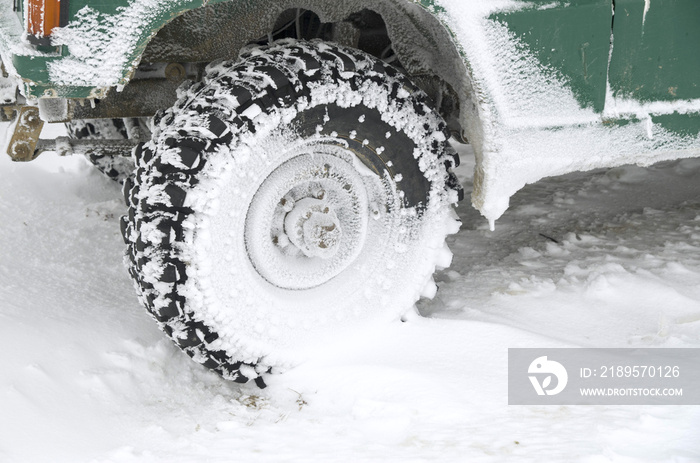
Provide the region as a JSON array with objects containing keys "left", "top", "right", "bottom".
[{"left": 131, "top": 0, "right": 480, "bottom": 141}]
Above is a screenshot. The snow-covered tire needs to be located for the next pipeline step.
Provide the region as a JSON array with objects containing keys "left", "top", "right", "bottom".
[
  {"left": 122, "top": 40, "right": 462, "bottom": 385},
  {"left": 65, "top": 119, "right": 139, "bottom": 184}
]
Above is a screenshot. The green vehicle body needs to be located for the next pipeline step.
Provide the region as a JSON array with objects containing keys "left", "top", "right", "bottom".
[
  {"left": 6, "top": 0, "right": 698, "bottom": 110},
  {"left": 1, "top": 0, "right": 699, "bottom": 222},
  {"left": 3, "top": 0, "right": 464, "bottom": 100},
  {"left": 493, "top": 0, "right": 700, "bottom": 135}
]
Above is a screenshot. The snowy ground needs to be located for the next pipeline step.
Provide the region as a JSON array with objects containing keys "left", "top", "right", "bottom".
[{"left": 1, "top": 123, "right": 699, "bottom": 462}]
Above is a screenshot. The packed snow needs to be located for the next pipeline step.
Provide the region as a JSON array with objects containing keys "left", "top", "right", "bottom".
[{"left": 1, "top": 121, "right": 699, "bottom": 462}]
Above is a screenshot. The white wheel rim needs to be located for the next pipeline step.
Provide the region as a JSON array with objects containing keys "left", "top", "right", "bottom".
[
  {"left": 244, "top": 143, "right": 371, "bottom": 290},
  {"left": 191, "top": 129, "right": 451, "bottom": 367}
]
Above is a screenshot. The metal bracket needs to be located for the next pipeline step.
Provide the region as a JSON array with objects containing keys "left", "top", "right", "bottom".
[
  {"left": 4, "top": 104, "right": 140, "bottom": 161},
  {"left": 6, "top": 105, "right": 44, "bottom": 162}
]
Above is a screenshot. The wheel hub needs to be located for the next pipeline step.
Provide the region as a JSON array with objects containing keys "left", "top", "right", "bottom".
[
  {"left": 244, "top": 146, "right": 373, "bottom": 290},
  {"left": 284, "top": 197, "right": 342, "bottom": 259}
]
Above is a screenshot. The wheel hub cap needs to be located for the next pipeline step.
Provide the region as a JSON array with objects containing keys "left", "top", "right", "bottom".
[
  {"left": 244, "top": 145, "right": 373, "bottom": 290},
  {"left": 284, "top": 197, "right": 342, "bottom": 259}
]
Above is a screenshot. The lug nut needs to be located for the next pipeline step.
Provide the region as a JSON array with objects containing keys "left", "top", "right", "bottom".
[{"left": 280, "top": 195, "right": 295, "bottom": 212}]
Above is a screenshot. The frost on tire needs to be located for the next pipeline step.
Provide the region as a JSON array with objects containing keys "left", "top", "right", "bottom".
[
  {"left": 66, "top": 118, "right": 143, "bottom": 184},
  {"left": 122, "top": 40, "right": 462, "bottom": 386}
]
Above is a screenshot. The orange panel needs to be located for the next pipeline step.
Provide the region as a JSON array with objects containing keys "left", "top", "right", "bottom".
[
  {"left": 27, "top": 0, "right": 42, "bottom": 35},
  {"left": 27, "top": 0, "right": 61, "bottom": 37}
]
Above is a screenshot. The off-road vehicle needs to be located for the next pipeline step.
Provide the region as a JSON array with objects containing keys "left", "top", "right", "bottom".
[{"left": 1, "top": 0, "right": 698, "bottom": 386}]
